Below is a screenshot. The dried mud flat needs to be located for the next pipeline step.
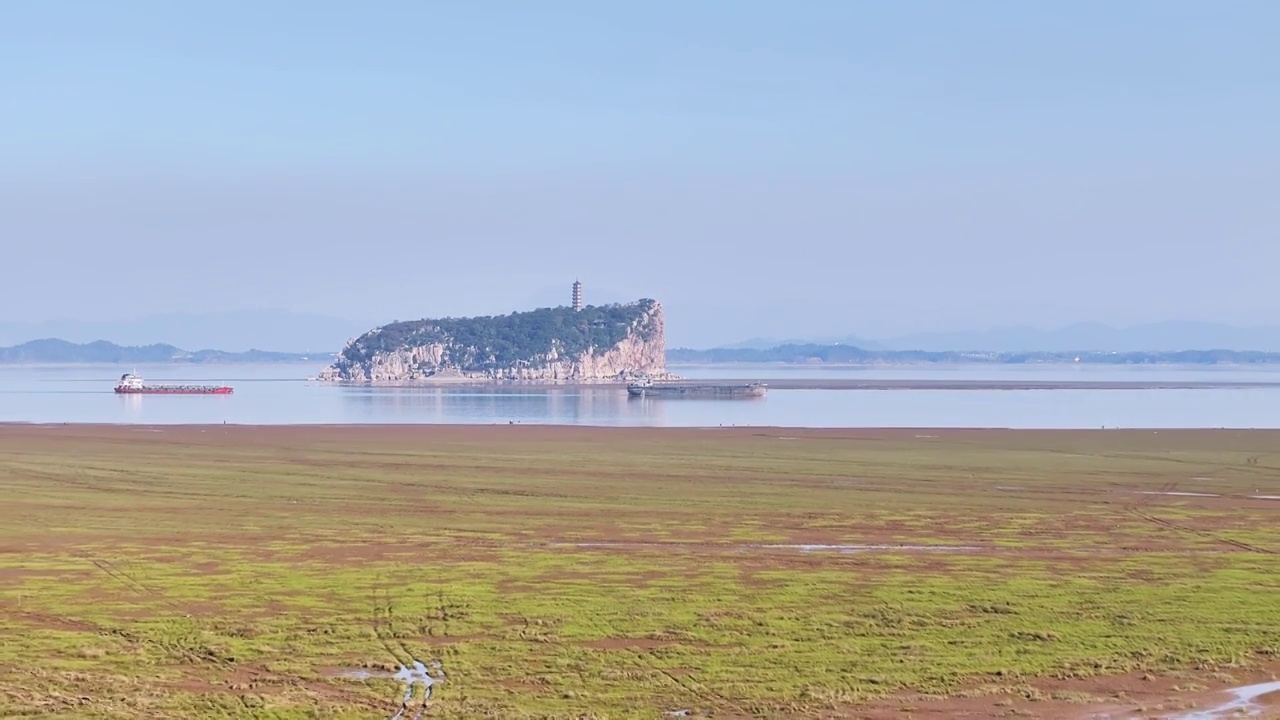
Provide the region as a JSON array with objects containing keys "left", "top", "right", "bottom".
[{"left": 0, "top": 424, "right": 1276, "bottom": 718}]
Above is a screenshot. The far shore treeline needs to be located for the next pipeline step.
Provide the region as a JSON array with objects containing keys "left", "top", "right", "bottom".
[{"left": 0, "top": 339, "right": 317, "bottom": 364}]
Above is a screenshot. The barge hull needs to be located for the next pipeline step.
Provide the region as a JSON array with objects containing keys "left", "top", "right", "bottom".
[
  {"left": 114, "top": 373, "right": 233, "bottom": 395},
  {"left": 114, "top": 387, "right": 234, "bottom": 395},
  {"left": 627, "top": 383, "right": 766, "bottom": 398}
]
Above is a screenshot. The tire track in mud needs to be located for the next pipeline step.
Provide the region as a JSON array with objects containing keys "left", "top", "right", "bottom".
[
  {"left": 1123, "top": 481, "right": 1276, "bottom": 555},
  {"left": 6, "top": 457, "right": 260, "bottom": 674},
  {"left": 81, "top": 555, "right": 151, "bottom": 596},
  {"left": 7, "top": 468, "right": 192, "bottom": 614},
  {"left": 71, "top": 551, "right": 196, "bottom": 615},
  {"left": 370, "top": 589, "right": 425, "bottom": 720},
  {"left": 9, "top": 468, "right": 320, "bottom": 676},
  {"left": 1126, "top": 509, "right": 1276, "bottom": 555},
  {"left": 66, "top": 551, "right": 238, "bottom": 669},
  {"left": 591, "top": 615, "right": 751, "bottom": 719},
  {"left": 369, "top": 587, "right": 447, "bottom": 720},
  {"left": 649, "top": 654, "right": 762, "bottom": 718},
  {"left": 962, "top": 441, "right": 1280, "bottom": 486},
  {"left": 653, "top": 667, "right": 726, "bottom": 717},
  {"left": 2, "top": 481, "right": 238, "bottom": 675}
]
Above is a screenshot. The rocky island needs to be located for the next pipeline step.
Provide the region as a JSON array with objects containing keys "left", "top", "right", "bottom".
[{"left": 318, "top": 299, "right": 669, "bottom": 383}]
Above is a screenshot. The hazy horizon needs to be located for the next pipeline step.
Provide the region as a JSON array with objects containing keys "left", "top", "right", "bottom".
[{"left": 4, "top": 1, "right": 1277, "bottom": 346}]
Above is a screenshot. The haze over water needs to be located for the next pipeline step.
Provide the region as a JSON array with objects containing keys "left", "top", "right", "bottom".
[{"left": 4, "top": 363, "right": 1280, "bottom": 428}]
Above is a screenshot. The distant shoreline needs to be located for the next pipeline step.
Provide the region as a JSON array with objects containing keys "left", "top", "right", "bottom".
[
  {"left": 668, "top": 349, "right": 1280, "bottom": 365},
  {"left": 666, "top": 360, "right": 1280, "bottom": 368},
  {"left": 306, "top": 377, "right": 1280, "bottom": 391},
  {"left": 7, "top": 361, "right": 1280, "bottom": 392},
  {"left": 7, "top": 359, "right": 1280, "bottom": 369},
  {"left": 4, "top": 424, "right": 1278, "bottom": 436},
  {"left": 0, "top": 360, "right": 330, "bottom": 368}
]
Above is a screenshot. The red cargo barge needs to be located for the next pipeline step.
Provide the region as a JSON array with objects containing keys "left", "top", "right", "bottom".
[{"left": 114, "top": 373, "right": 233, "bottom": 395}]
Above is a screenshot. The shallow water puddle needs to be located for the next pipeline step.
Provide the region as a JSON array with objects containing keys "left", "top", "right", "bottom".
[
  {"left": 1132, "top": 491, "right": 1220, "bottom": 497},
  {"left": 1175, "top": 680, "right": 1280, "bottom": 719},
  {"left": 389, "top": 662, "right": 434, "bottom": 720},
  {"left": 335, "top": 661, "right": 440, "bottom": 720}
]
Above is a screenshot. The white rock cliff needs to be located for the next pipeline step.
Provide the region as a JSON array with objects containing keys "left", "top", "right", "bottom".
[{"left": 318, "top": 300, "right": 669, "bottom": 383}]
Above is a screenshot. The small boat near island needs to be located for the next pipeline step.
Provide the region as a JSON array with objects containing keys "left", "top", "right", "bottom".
[
  {"left": 626, "top": 377, "right": 766, "bottom": 399},
  {"left": 113, "top": 373, "right": 234, "bottom": 395}
]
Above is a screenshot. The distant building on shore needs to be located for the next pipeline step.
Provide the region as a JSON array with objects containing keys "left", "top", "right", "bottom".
[{"left": 572, "top": 280, "right": 583, "bottom": 312}]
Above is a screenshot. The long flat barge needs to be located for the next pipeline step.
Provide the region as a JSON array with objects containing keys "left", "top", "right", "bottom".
[
  {"left": 627, "top": 379, "right": 766, "bottom": 398},
  {"left": 113, "top": 373, "right": 233, "bottom": 395}
]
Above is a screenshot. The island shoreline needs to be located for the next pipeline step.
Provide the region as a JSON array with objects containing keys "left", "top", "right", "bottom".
[{"left": 305, "top": 377, "right": 1280, "bottom": 391}]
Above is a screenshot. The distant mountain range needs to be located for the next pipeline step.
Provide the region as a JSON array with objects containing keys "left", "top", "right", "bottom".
[
  {"left": 7, "top": 337, "right": 1280, "bottom": 367},
  {"left": 0, "top": 310, "right": 368, "bottom": 354},
  {"left": 668, "top": 344, "right": 1280, "bottom": 365},
  {"left": 8, "top": 313, "right": 1280, "bottom": 365},
  {"left": 715, "top": 335, "right": 886, "bottom": 351},
  {"left": 0, "top": 339, "right": 324, "bottom": 365},
  {"left": 721, "top": 322, "right": 1280, "bottom": 353}
]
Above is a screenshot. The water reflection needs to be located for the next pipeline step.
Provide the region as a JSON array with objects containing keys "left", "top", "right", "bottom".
[
  {"left": 117, "top": 393, "right": 143, "bottom": 419},
  {"left": 339, "top": 386, "right": 668, "bottom": 425}
]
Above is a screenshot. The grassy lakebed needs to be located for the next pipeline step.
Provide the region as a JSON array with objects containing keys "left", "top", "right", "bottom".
[{"left": 0, "top": 425, "right": 1276, "bottom": 718}]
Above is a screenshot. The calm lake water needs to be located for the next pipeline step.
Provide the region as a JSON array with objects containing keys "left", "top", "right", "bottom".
[{"left": 3, "top": 362, "right": 1280, "bottom": 428}]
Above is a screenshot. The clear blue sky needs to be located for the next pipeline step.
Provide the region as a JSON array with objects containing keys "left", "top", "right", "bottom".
[{"left": 2, "top": 1, "right": 1277, "bottom": 346}]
